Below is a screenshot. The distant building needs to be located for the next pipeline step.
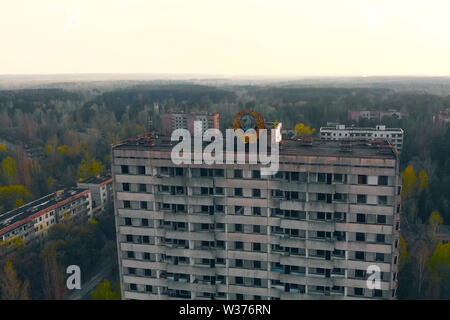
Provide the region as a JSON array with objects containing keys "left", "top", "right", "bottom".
[
  {"left": 433, "top": 108, "right": 450, "bottom": 126},
  {"left": 320, "top": 124, "right": 404, "bottom": 151},
  {"left": 0, "top": 188, "right": 92, "bottom": 244},
  {"left": 77, "top": 175, "right": 113, "bottom": 214},
  {"left": 434, "top": 225, "right": 450, "bottom": 244},
  {"left": 161, "top": 112, "right": 219, "bottom": 136},
  {"left": 348, "top": 110, "right": 408, "bottom": 122}
]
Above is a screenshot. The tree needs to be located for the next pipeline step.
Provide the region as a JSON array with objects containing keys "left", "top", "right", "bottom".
[
  {"left": 42, "top": 241, "right": 67, "bottom": 300},
  {"left": 77, "top": 158, "right": 103, "bottom": 180},
  {"left": 398, "top": 235, "right": 411, "bottom": 271},
  {"left": 429, "top": 211, "right": 444, "bottom": 237},
  {"left": 428, "top": 242, "right": 450, "bottom": 299},
  {"left": 90, "top": 280, "right": 120, "bottom": 300},
  {"left": 0, "top": 261, "right": 30, "bottom": 300},
  {"left": 294, "top": 123, "right": 315, "bottom": 137},
  {"left": 413, "top": 241, "right": 430, "bottom": 296},
  {"left": 402, "top": 165, "right": 417, "bottom": 197},
  {"left": 418, "top": 169, "right": 429, "bottom": 191},
  {"left": 1, "top": 156, "right": 17, "bottom": 185}
]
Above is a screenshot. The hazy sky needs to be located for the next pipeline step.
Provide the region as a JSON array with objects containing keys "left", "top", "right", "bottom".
[{"left": 1, "top": 0, "right": 450, "bottom": 76}]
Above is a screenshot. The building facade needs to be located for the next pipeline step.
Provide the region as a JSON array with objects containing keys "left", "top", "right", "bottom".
[
  {"left": 161, "top": 113, "right": 219, "bottom": 136},
  {"left": 77, "top": 175, "right": 113, "bottom": 214},
  {"left": 112, "top": 137, "right": 401, "bottom": 300},
  {"left": 348, "top": 110, "right": 408, "bottom": 122},
  {"left": 320, "top": 125, "right": 404, "bottom": 151},
  {"left": 0, "top": 188, "right": 92, "bottom": 244}
]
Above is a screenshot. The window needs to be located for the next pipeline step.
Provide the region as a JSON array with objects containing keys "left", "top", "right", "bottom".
[
  {"left": 235, "top": 277, "right": 243, "bottom": 285},
  {"left": 235, "top": 224, "right": 243, "bottom": 232},
  {"left": 252, "top": 170, "right": 261, "bottom": 179},
  {"left": 235, "top": 206, "right": 244, "bottom": 215},
  {"left": 253, "top": 243, "right": 261, "bottom": 251},
  {"left": 138, "top": 166, "right": 146, "bottom": 175},
  {"left": 121, "top": 165, "right": 129, "bottom": 174},
  {"left": 356, "top": 233, "right": 365, "bottom": 241},
  {"left": 125, "top": 217, "right": 132, "bottom": 226},
  {"left": 374, "top": 289, "right": 383, "bottom": 298},
  {"left": 378, "top": 196, "right": 387, "bottom": 205},
  {"left": 176, "top": 167, "right": 184, "bottom": 176},
  {"left": 354, "top": 288, "right": 363, "bottom": 296},
  {"left": 234, "top": 170, "right": 243, "bottom": 178},
  {"left": 126, "top": 235, "right": 133, "bottom": 242},
  {"left": 355, "top": 251, "right": 365, "bottom": 260},
  {"left": 377, "top": 215, "right": 386, "bottom": 224},
  {"left": 317, "top": 212, "right": 326, "bottom": 220},
  {"left": 143, "top": 236, "right": 150, "bottom": 244},
  {"left": 146, "top": 285, "right": 153, "bottom": 293},
  {"left": 358, "top": 175, "right": 367, "bottom": 184},
  {"left": 234, "top": 188, "right": 243, "bottom": 197},
  {"left": 252, "top": 189, "right": 261, "bottom": 197},
  {"left": 127, "top": 251, "right": 135, "bottom": 259},
  {"left": 139, "top": 184, "right": 147, "bottom": 192},
  {"left": 253, "top": 225, "right": 260, "bottom": 233},
  {"left": 122, "top": 183, "right": 130, "bottom": 191},
  {"left": 357, "top": 194, "right": 367, "bottom": 204},
  {"left": 235, "top": 241, "right": 243, "bottom": 250},
  {"left": 334, "top": 174, "right": 343, "bottom": 183},
  {"left": 355, "top": 269, "right": 365, "bottom": 278},
  {"left": 254, "top": 278, "right": 261, "bottom": 286},
  {"left": 376, "top": 234, "right": 385, "bottom": 243},
  {"left": 378, "top": 176, "right": 388, "bottom": 186},
  {"left": 254, "top": 261, "right": 261, "bottom": 269},
  {"left": 318, "top": 193, "right": 326, "bottom": 201},
  {"left": 357, "top": 213, "right": 366, "bottom": 223},
  {"left": 376, "top": 253, "right": 384, "bottom": 262},
  {"left": 140, "top": 201, "right": 148, "bottom": 209},
  {"left": 124, "top": 200, "right": 131, "bottom": 209},
  {"left": 130, "top": 283, "right": 137, "bottom": 291},
  {"left": 235, "top": 259, "right": 243, "bottom": 267},
  {"left": 253, "top": 207, "right": 261, "bottom": 216},
  {"left": 318, "top": 173, "right": 326, "bottom": 183}
]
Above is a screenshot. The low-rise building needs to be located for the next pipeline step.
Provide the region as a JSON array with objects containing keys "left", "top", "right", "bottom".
[
  {"left": 348, "top": 110, "right": 408, "bottom": 122},
  {"left": 0, "top": 188, "right": 92, "bottom": 244},
  {"left": 77, "top": 175, "right": 113, "bottom": 214},
  {"left": 320, "top": 124, "right": 404, "bottom": 151}
]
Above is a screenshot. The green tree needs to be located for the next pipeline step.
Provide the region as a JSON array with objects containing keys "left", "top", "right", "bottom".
[
  {"left": 401, "top": 165, "right": 417, "bottom": 197},
  {"left": 0, "top": 261, "right": 30, "bottom": 300},
  {"left": 90, "top": 280, "right": 120, "bottom": 300},
  {"left": 1, "top": 156, "right": 17, "bottom": 185},
  {"left": 294, "top": 123, "right": 315, "bottom": 137},
  {"left": 429, "top": 211, "right": 443, "bottom": 237}
]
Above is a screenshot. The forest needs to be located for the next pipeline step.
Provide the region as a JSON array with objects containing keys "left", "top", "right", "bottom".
[{"left": 0, "top": 82, "right": 449, "bottom": 299}]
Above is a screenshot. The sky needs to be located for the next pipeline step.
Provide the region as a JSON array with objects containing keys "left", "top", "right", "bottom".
[{"left": 1, "top": 0, "right": 450, "bottom": 76}]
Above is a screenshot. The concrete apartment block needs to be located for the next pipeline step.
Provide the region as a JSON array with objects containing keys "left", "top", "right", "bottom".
[{"left": 111, "top": 137, "right": 401, "bottom": 300}]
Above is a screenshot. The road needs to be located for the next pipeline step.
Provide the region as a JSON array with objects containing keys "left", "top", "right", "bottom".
[{"left": 69, "top": 261, "right": 113, "bottom": 300}]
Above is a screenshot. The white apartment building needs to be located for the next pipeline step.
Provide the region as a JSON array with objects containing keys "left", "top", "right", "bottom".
[{"left": 320, "top": 125, "right": 404, "bottom": 151}]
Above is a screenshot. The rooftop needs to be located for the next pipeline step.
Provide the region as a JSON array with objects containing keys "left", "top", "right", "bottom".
[
  {"left": 113, "top": 134, "right": 399, "bottom": 160},
  {"left": 320, "top": 126, "right": 403, "bottom": 132},
  {"left": 78, "top": 175, "right": 112, "bottom": 185},
  {"left": 0, "top": 188, "right": 88, "bottom": 234}
]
